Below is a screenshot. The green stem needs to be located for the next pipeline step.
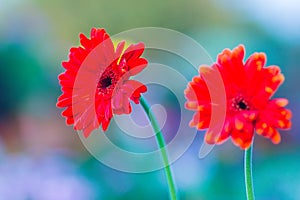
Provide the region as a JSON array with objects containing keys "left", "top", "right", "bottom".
[
  {"left": 140, "top": 96, "right": 177, "bottom": 200},
  {"left": 244, "top": 143, "right": 255, "bottom": 200}
]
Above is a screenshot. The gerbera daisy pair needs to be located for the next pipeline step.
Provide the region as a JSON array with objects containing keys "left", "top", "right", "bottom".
[{"left": 57, "top": 28, "right": 291, "bottom": 150}]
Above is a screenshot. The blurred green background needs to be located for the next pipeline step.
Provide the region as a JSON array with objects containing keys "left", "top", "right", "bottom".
[{"left": 0, "top": 0, "right": 299, "bottom": 199}]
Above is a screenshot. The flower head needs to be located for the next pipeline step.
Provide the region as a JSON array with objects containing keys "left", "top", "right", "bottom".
[
  {"left": 57, "top": 28, "right": 148, "bottom": 137},
  {"left": 185, "top": 45, "right": 292, "bottom": 149}
]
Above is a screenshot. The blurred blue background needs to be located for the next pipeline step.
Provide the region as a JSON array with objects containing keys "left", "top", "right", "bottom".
[{"left": 0, "top": 0, "right": 299, "bottom": 199}]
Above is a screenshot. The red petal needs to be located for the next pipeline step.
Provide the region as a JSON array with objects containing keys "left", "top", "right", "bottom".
[
  {"left": 231, "top": 122, "right": 254, "bottom": 149},
  {"left": 102, "top": 118, "right": 111, "bottom": 131}
]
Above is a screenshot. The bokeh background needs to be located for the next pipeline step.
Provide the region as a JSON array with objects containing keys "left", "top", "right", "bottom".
[{"left": 0, "top": 0, "right": 299, "bottom": 199}]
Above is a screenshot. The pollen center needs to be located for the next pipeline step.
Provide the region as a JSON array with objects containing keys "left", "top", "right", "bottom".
[
  {"left": 232, "top": 96, "right": 250, "bottom": 111},
  {"left": 238, "top": 101, "right": 247, "bottom": 110},
  {"left": 97, "top": 69, "right": 121, "bottom": 95},
  {"left": 99, "top": 76, "right": 112, "bottom": 89}
]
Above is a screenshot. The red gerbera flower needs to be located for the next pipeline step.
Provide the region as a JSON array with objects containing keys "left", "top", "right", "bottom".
[
  {"left": 57, "top": 28, "right": 148, "bottom": 138},
  {"left": 185, "top": 45, "right": 292, "bottom": 149}
]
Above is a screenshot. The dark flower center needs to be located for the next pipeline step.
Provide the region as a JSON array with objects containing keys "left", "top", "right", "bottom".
[
  {"left": 238, "top": 101, "right": 248, "bottom": 110},
  {"left": 232, "top": 96, "right": 250, "bottom": 111},
  {"left": 97, "top": 69, "right": 121, "bottom": 95},
  {"left": 99, "top": 76, "right": 112, "bottom": 89}
]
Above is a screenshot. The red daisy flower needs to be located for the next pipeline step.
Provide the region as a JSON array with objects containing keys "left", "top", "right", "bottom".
[
  {"left": 57, "top": 28, "right": 148, "bottom": 138},
  {"left": 185, "top": 45, "right": 292, "bottom": 149}
]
